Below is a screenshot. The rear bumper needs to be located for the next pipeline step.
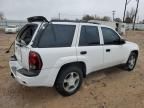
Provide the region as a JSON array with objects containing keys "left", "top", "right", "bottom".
[{"left": 9, "top": 56, "right": 57, "bottom": 87}]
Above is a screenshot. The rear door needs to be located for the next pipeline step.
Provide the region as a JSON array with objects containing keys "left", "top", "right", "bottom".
[
  {"left": 15, "top": 24, "right": 38, "bottom": 69},
  {"left": 77, "top": 24, "right": 104, "bottom": 74},
  {"left": 32, "top": 23, "right": 78, "bottom": 70}
]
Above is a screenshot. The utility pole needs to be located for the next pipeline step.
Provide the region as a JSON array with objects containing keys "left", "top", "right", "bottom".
[
  {"left": 58, "top": 13, "right": 61, "bottom": 20},
  {"left": 112, "top": 10, "right": 116, "bottom": 21},
  {"left": 133, "top": 0, "right": 140, "bottom": 30},
  {"left": 123, "top": 0, "right": 128, "bottom": 22}
]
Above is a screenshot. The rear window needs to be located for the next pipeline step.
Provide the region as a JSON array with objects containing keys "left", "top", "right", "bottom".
[
  {"left": 38, "top": 24, "right": 76, "bottom": 48},
  {"left": 16, "top": 24, "right": 38, "bottom": 45}
]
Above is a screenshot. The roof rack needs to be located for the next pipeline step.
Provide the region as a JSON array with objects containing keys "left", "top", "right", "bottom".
[
  {"left": 27, "top": 16, "right": 100, "bottom": 25},
  {"left": 51, "top": 19, "right": 100, "bottom": 24}
]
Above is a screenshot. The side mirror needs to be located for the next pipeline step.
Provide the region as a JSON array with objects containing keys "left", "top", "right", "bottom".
[{"left": 120, "top": 39, "right": 125, "bottom": 45}]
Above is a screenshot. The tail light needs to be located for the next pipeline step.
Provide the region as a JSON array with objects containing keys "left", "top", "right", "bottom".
[{"left": 29, "top": 51, "right": 43, "bottom": 70}]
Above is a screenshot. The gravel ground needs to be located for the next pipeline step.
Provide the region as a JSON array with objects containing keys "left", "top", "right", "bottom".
[{"left": 0, "top": 31, "right": 144, "bottom": 108}]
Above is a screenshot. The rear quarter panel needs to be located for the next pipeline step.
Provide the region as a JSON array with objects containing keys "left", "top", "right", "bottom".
[{"left": 31, "top": 47, "right": 77, "bottom": 69}]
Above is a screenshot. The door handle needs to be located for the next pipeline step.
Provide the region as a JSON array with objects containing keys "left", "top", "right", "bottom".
[
  {"left": 106, "top": 49, "right": 111, "bottom": 52},
  {"left": 80, "top": 51, "right": 87, "bottom": 55}
]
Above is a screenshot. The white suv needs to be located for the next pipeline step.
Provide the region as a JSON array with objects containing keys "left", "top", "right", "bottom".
[{"left": 9, "top": 16, "right": 139, "bottom": 96}]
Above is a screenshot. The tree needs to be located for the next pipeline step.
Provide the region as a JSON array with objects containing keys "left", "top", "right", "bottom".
[
  {"left": 82, "top": 14, "right": 112, "bottom": 22},
  {"left": 125, "top": 8, "right": 136, "bottom": 23},
  {"left": 0, "top": 12, "right": 4, "bottom": 20},
  {"left": 94, "top": 15, "right": 101, "bottom": 20},
  {"left": 142, "top": 20, "right": 144, "bottom": 24},
  {"left": 101, "top": 16, "right": 111, "bottom": 21},
  {"left": 114, "top": 18, "right": 122, "bottom": 22},
  {"left": 125, "top": 17, "right": 133, "bottom": 23},
  {"left": 82, "top": 14, "right": 95, "bottom": 21}
]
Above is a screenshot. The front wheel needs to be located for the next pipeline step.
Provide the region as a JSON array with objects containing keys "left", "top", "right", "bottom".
[
  {"left": 125, "top": 52, "right": 138, "bottom": 71},
  {"left": 55, "top": 66, "right": 83, "bottom": 96}
]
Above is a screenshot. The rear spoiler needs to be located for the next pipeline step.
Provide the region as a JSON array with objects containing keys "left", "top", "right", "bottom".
[{"left": 27, "top": 16, "right": 49, "bottom": 22}]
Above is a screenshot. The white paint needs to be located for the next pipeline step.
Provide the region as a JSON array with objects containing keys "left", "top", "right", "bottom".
[{"left": 9, "top": 21, "right": 139, "bottom": 87}]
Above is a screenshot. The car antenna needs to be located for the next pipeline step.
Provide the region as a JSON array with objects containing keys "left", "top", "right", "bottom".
[{"left": 5, "top": 41, "right": 15, "bottom": 53}]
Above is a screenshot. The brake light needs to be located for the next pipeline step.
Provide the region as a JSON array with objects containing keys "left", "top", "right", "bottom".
[{"left": 29, "top": 51, "right": 42, "bottom": 70}]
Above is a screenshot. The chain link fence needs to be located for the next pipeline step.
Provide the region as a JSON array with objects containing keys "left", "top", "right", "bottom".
[{"left": 0, "top": 20, "right": 27, "bottom": 30}]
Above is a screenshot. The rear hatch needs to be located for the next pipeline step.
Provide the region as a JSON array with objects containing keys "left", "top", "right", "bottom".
[{"left": 15, "top": 23, "right": 39, "bottom": 69}]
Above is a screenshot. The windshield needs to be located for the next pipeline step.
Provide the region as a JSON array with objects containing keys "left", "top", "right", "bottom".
[{"left": 16, "top": 24, "right": 38, "bottom": 45}]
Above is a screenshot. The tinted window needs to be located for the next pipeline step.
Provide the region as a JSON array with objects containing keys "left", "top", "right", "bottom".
[
  {"left": 79, "top": 26, "right": 100, "bottom": 46},
  {"left": 16, "top": 24, "right": 38, "bottom": 45},
  {"left": 38, "top": 24, "right": 76, "bottom": 48},
  {"left": 101, "top": 27, "right": 120, "bottom": 45}
]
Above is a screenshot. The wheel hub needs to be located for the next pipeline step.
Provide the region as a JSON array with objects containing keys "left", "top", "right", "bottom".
[
  {"left": 128, "top": 55, "right": 136, "bottom": 69},
  {"left": 63, "top": 72, "right": 80, "bottom": 92}
]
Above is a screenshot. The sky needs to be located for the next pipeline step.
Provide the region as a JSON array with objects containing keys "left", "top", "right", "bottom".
[{"left": 0, "top": 0, "right": 144, "bottom": 21}]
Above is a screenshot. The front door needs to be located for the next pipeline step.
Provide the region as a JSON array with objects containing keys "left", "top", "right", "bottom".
[{"left": 101, "top": 27, "right": 125, "bottom": 67}]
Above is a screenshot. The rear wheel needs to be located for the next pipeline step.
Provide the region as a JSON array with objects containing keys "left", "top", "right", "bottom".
[
  {"left": 125, "top": 52, "right": 138, "bottom": 71},
  {"left": 55, "top": 66, "right": 83, "bottom": 96}
]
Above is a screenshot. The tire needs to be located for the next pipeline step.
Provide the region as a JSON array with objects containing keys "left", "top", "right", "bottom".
[
  {"left": 125, "top": 52, "right": 138, "bottom": 71},
  {"left": 55, "top": 66, "right": 83, "bottom": 96}
]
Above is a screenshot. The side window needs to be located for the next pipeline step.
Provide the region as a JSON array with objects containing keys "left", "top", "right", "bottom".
[
  {"left": 101, "top": 27, "right": 120, "bottom": 45},
  {"left": 38, "top": 24, "right": 76, "bottom": 48},
  {"left": 79, "top": 26, "right": 100, "bottom": 46}
]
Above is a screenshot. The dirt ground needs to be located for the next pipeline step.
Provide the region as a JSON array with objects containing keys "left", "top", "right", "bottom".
[{"left": 0, "top": 30, "right": 144, "bottom": 108}]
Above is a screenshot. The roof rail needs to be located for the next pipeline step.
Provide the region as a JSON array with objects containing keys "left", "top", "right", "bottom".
[
  {"left": 27, "top": 16, "right": 49, "bottom": 22},
  {"left": 51, "top": 19, "right": 100, "bottom": 24},
  {"left": 26, "top": 16, "right": 101, "bottom": 25}
]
